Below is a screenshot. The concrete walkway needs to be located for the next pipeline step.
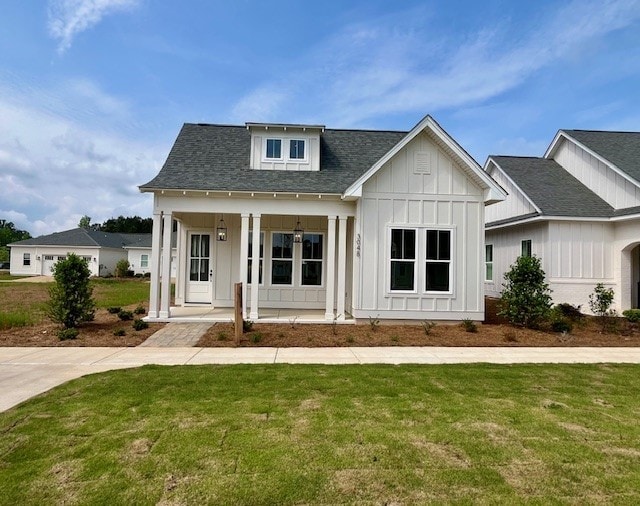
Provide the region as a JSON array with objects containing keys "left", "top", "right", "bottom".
[
  {"left": 2, "top": 346, "right": 640, "bottom": 412},
  {"left": 138, "top": 323, "right": 212, "bottom": 347}
]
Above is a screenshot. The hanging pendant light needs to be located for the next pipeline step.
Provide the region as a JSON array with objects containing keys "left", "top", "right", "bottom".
[
  {"left": 217, "top": 215, "right": 228, "bottom": 241},
  {"left": 293, "top": 216, "right": 304, "bottom": 243}
]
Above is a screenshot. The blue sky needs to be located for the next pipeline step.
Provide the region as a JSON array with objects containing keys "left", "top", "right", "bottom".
[{"left": 1, "top": 0, "right": 639, "bottom": 235}]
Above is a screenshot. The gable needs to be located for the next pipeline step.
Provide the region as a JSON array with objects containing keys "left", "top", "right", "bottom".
[
  {"left": 484, "top": 159, "right": 539, "bottom": 225},
  {"left": 363, "top": 131, "right": 482, "bottom": 197}
]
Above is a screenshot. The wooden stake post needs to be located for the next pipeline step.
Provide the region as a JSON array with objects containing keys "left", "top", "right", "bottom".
[{"left": 234, "top": 282, "right": 243, "bottom": 345}]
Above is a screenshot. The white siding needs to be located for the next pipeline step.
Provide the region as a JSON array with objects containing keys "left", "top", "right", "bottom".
[
  {"left": 484, "top": 163, "right": 537, "bottom": 224},
  {"left": 250, "top": 132, "right": 321, "bottom": 171},
  {"left": 553, "top": 139, "right": 640, "bottom": 209},
  {"left": 357, "top": 132, "right": 485, "bottom": 320},
  {"left": 10, "top": 246, "right": 104, "bottom": 276},
  {"left": 96, "top": 249, "right": 129, "bottom": 276},
  {"left": 484, "top": 223, "right": 547, "bottom": 298}
]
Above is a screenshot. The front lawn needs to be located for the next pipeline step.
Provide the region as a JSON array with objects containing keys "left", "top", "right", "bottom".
[{"left": 1, "top": 364, "right": 639, "bottom": 504}]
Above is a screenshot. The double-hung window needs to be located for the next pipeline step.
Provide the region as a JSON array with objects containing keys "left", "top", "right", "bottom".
[
  {"left": 521, "top": 239, "right": 532, "bottom": 257},
  {"left": 271, "top": 232, "right": 293, "bottom": 285},
  {"left": 301, "top": 233, "right": 323, "bottom": 286},
  {"left": 390, "top": 229, "right": 416, "bottom": 291},
  {"left": 485, "top": 245, "right": 493, "bottom": 282},
  {"left": 289, "top": 139, "right": 305, "bottom": 160},
  {"left": 23, "top": 253, "right": 30, "bottom": 266},
  {"left": 426, "top": 230, "right": 451, "bottom": 292},
  {"left": 266, "top": 139, "right": 282, "bottom": 159},
  {"left": 140, "top": 254, "right": 149, "bottom": 268},
  {"left": 248, "top": 231, "right": 264, "bottom": 284}
]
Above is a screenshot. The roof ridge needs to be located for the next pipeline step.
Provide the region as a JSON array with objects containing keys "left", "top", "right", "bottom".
[
  {"left": 183, "top": 122, "right": 408, "bottom": 134},
  {"left": 563, "top": 128, "right": 640, "bottom": 135}
]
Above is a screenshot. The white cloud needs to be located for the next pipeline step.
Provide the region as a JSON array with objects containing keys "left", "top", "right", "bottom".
[
  {"left": 229, "top": 0, "right": 640, "bottom": 127},
  {"left": 47, "top": 0, "right": 140, "bottom": 53},
  {"left": 0, "top": 75, "right": 163, "bottom": 236}
]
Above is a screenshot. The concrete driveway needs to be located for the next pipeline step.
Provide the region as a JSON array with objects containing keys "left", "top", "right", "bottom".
[{"left": 2, "top": 346, "right": 640, "bottom": 412}]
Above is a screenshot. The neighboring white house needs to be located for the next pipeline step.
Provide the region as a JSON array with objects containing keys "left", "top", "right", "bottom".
[
  {"left": 484, "top": 129, "right": 640, "bottom": 312},
  {"left": 124, "top": 234, "right": 177, "bottom": 278},
  {"left": 9, "top": 228, "right": 152, "bottom": 277},
  {"left": 139, "top": 115, "right": 506, "bottom": 322}
]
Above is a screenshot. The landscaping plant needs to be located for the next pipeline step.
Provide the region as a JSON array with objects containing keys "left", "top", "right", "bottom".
[
  {"left": 46, "top": 253, "right": 95, "bottom": 333},
  {"left": 498, "top": 255, "right": 552, "bottom": 328},
  {"left": 114, "top": 259, "right": 131, "bottom": 278},
  {"left": 589, "top": 283, "right": 616, "bottom": 331}
]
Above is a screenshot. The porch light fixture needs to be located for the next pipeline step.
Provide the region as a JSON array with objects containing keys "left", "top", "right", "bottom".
[
  {"left": 217, "top": 215, "right": 228, "bottom": 242},
  {"left": 293, "top": 217, "right": 304, "bottom": 243}
]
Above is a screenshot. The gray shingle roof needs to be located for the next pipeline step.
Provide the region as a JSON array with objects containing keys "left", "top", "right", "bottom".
[
  {"left": 562, "top": 130, "right": 640, "bottom": 183},
  {"left": 491, "top": 156, "right": 614, "bottom": 218},
  {"left": 9, "top": 228, "right": 150, "bottom": 249},
  {"left": 139, "top": 123, "right": 407, "bottom": 194}
]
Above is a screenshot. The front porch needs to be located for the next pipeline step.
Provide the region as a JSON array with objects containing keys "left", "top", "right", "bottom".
[
  {"left": 146, "top": 195, "right": 357, "bottom": 323},
  {"left": 150, "top": 306, "right": 356, "bottom": 324}
]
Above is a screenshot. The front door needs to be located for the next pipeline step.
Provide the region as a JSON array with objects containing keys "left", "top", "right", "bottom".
[{"left": 186, "top": 233, "right": 213, "bottom": 303}]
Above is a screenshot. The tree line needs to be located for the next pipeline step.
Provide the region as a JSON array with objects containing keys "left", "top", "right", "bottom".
[{"left": 78, "top": 215, "right": 153, "bottom": 234}]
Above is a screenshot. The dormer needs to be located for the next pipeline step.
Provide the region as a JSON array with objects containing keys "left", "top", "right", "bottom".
[{"left": 246, "top": 122, "right": 325, "bottom": 171}]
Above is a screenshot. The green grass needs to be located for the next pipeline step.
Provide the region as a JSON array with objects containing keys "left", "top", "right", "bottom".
[
  {"left": 1, "top": 364, "right": 639, "bottom": 504},
  {"left": 0, "top": 279, "right": 152, "bottom": 329},
  {"left": 0, "top": 272, "right": 30, "bottom": 281}
]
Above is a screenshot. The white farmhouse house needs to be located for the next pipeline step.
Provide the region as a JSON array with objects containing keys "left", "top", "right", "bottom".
[
  {"left": 140, "top": 115, "right": 506, "bottom": 322},
  {"left": 8, "top": 228, "right": 146, "bottom": 277},
  {"left": 485, "top": 129, "right": 640, "bottom": 312}
]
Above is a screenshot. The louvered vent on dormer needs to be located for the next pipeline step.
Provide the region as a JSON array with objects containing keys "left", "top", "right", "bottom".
[{"left": 414, "top": 151, "right": 431, "bottom": 174}]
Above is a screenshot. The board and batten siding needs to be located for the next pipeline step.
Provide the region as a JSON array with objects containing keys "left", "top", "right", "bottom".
[
  {"left": 485, "top": 165, "right": 536, "bottom": 224},
  {"left": 484, "top": 223, "right": 547, "bottom": 298},
  {"left": 355, "top": 131, "right": 485, "bottom": 320},
  {"left": 553, "top": 139, "right": 640, "bottom": 210}
]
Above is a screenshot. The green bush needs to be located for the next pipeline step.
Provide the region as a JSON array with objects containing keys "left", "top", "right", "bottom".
[
  {"left": 589, "top": 283, "right": 616, "bottom": 331},
  {"left": 461, "top": 319, "right": 477, "bottom": 333},
  {"left": 250, "top": 332, "right": 263, "bottom": 343},
  {"left": 132, "top": 318, "right": 148, "bottom": 331},
  {"left": 118, "top": 310, "right": 134, "bottom": 321},
  {"left": 499, "top": 255, "right": 552, "bottom": 328},
  {"left": 114, "top": 259, "right": 131, "bottom": 278},
  {"left": 57, "top": 327, "right": 79, "bottom": 340},
  {"left": 113, "top": 328, "right": 126, "bottom": 336},
  {"left": 217, "top": 331, "right": 228, "bottom": 341},
  {"left": 622, "top": 309, "right": 640, "bottom": 323},
  {"left": 107, "top": 306, "right": 122, "bottom": 314},
  {"left": 551, "top": 318, "right": 573, "bottom": 333},
  {"left": 242, "top": 319, "right": 254, "bottom": 333},
  {"left": 134, "top": 305, "right": 146, "bottom": 315},
  {"left": 555, "top": 303, "right": 583, "bottom": 321},
  {"left": 46, "top": 253, "right": 95, "bottom": 329}
]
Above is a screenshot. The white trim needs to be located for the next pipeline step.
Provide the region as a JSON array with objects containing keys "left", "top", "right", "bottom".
[
  {"left": 270, "top": 231, "right": 294, "bottom": 286},
  {"left": 387, "top": 227, "right": 418, "bottom": 294},
  {"left": 484, "top": 244, "right": 493, "bottom": 282},
  {"left": 424, "top": 228, "right": 454, "bottom": 295},
  {"left": 484, "top": 157, "right": 542, "bottom": 214},
  {"left": 300, "top": 232, "right": 325, "bottom": 288},
  {"left": 247, "top": 230, "right": 265, "bottom": 286},
  {"left": 545, "top": 130, "right": 640, "bottom": 190},
  {"left": 343, "top": 115, "right": 507, "bottom": 204},
  {"left": 263, "top": 138, "right": 284, "bottom": 161}
]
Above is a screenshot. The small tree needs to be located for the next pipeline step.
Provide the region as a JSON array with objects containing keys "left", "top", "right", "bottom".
[
  {"left": 115, "top": 259, "right": 130, "bottom": 278},
  {"left": 46, "top": 253, "right": 95, "bottom": 330},
  {"left": 78, "top": 215, "right": 92, "bottom": 229},
  {"left": 499, "top": 255, "right": 552, "bottom": 328},
  {"left": 589, "top": 283, "right": 616, "bottom": 331}
]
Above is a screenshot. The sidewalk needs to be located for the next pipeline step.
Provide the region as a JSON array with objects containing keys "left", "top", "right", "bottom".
[{"left": 2, "top": 346, "right": 640, "bottom": 412}]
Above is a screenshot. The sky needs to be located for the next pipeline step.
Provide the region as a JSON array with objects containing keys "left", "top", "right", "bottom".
[{"left": 1, "top": 0, "right": 639, "bottom": 236}]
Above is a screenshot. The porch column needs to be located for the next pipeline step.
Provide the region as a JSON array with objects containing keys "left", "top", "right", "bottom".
[
  {"left": 159, "top": 213, "right": 173, "bottom": 318},
  {"left": 176, "top": 220, "right": 187, "bottom": 304},
  {"left": 337, "top": 216, "right": 348, "bottom": 321},
  {"left": 249, "top": 214, "right": 261, "bottom": 320},
  {"left": 148, "top": 212, "right": 162, "bottom": 318},
  {"left": 174, "top": 220, "right": 183, "bottom": 305},
  {"left": 325, "top": 216, "right": 337, "bottom": 320},
  {"left": 240, "top": 213, "right": 250, "bottom": 319}
]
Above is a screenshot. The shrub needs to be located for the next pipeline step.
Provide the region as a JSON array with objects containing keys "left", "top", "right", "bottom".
[
  {"left": 368, "top": 315, "right": 380, "bottom": 331},
  {"left": 118, "top": 310, "right": 134, "bottom": 321},
  {"left": 46, "top": 253, "right": 95, "bottom": 329},
  {"left": 107, "top": 306, "right": 122, "bottom": 314},
  {"left": 589, "top": 283, "right": 616, "bottom": 331},
  {"left": 115, "top": 259, "right": 131, "bottom": 278},
  {"left": 58, "top": 327, "right": 79, "bottom": 340},
  {"left": 551, "top": 318, "right": 573, "bottom": 333},
  {"left": 132, "top": 318, "right": 148, "bottom": 331},
  {"left": 250, "top": 332, "right": 263, "bottom": 343},
  {"left": 242, "top": 319, "right": 254, "bottom": 333},
  {"left": 499, "top": 255, "right": 552, "bottom": 328},
  {"left": 622, "top": 309, "right": 640, "bottom": 323},
  {"left": 549, "top": 306, "right": 573, "bottom": 333},
  {"left": 217, "top": 331, "right": 228, "bottom": 341},
  {"left": 134, "top": 305, "right": 146, "bottom": 315},
  {"left": 113, "top": 328, "right": 126, "bottom": 336},
  {"left": 461, "top": 319, "right": 477, "bottom": 333},
  {"left": 421, "top": 321, "right": 436, "bottom": 335},
  {"left": 555, "top": 303, "right": 584, "bottom": 321}
]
